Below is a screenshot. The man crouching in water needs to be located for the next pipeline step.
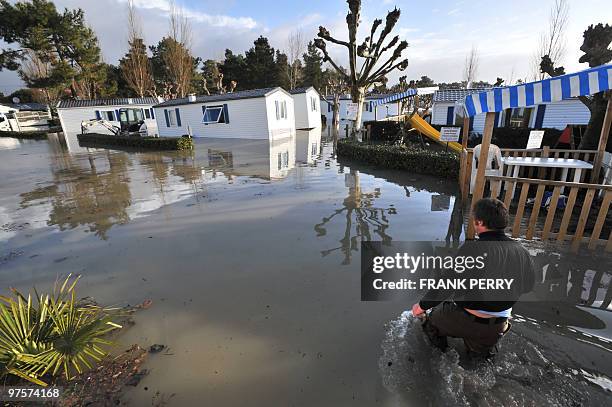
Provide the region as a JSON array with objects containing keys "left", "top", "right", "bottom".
[{"left": 411, "top": 198, "right": 535, "bottom": 357}]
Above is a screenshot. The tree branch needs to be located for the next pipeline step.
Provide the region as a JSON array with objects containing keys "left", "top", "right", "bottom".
[{"left": 317, "top": 26, "right": 349, "bottom": 48}]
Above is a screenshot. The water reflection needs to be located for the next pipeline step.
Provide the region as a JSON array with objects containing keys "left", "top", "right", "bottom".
[
  {"left": 20, "top": 149, "right": 132, "bottom": 240},
  {"left": 0, "top": 137, "right": 20, "bottom": 150},
  {"left": 529, "top": 250, "right": 612, "bottom": 310},
  {"left": 11, "top": 133, "right": 301, "bottom": 240},
  {"left": 296, "top": 129, "right": 322, "bottom": 164},
  {"left": 315, "top": 169, "right": 395, "bottom": 265}
]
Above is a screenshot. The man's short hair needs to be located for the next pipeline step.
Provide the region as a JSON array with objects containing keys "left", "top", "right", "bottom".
[{"left": 473, "top": 198, "right": 508, "bottom": 230}]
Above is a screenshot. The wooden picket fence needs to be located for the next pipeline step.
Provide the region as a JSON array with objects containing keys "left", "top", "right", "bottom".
[
  {"left": 460, "top": 147, "right": 611, "bottom": 252},
  {"left": 485, "top": 176, "right": 611, "bottom": 252}
]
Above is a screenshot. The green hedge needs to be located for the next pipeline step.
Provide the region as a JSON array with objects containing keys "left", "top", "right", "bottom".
[
  {"left": 337, "top": 139, "right": 459, "bottom": 179},
  {"left": 77, "top": 133, "right": 194, "bottom": 150},
  {"left": 0, "top": 130, "right": 49, "bottom": 139}
]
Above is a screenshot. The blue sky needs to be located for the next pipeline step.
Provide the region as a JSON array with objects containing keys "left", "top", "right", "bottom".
[{"left": 1, "top": 0, "right": 611, "bottom": 94}]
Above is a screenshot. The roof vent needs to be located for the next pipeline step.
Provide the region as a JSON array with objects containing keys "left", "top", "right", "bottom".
[{"left": 187, "top": 93, "right": 196, "bottom": 102}]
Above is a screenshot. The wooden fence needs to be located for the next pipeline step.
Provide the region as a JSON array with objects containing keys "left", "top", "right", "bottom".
[
  {"left": 459, "top": 147, "right": 600, "bottom": 200},
  {"left": 484, "top": 175, "right": 611, "bottom": 252}
]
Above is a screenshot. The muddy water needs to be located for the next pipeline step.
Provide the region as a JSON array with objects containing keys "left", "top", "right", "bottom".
[{"left": 0, "top": 131, "right": 610, "bottom": 406}]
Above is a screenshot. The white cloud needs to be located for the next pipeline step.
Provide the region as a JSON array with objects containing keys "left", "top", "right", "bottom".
[{"left": 126, "top": 0, "right": 257, "bottom": 30}]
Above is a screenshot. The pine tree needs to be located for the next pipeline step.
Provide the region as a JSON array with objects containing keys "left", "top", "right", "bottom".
[
  {"left": 274, "top": 50, "right": 291, "bottom": 89},
  {"left": 244, "top": 36, "right": 276, "bottom": 89},
  {"left": 0, "top": 0, "right": 106, "bottom": 99},
  {"left": 219, "top": 49, "right": 247, "bottom": 91},
  {"left": 302, "top": 41, "right": 323, "bottom": 91},
  {"left": 149, "top": 37, "right": 198, "bottom": 99}
]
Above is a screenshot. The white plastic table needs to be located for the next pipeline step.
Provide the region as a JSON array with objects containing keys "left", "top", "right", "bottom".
[{"left": 501, "top": 157, "right": 593, "bottom": 196}]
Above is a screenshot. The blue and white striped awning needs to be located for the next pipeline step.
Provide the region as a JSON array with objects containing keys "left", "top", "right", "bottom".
[
  {"left": 373, "top": 89, "right": 417, "bottom": 105},
  {"left": 458, "top": 64, "right": 612, "bottom": 117}
]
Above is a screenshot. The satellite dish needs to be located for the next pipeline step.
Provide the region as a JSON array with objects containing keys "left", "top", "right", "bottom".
[{"left": 12, "top": 97, "right": 20, "bottom": 104}]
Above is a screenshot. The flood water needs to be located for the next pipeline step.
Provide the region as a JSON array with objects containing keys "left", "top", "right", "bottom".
[{"left": 0, "top": 130, "right": 611, "bottom": 406}]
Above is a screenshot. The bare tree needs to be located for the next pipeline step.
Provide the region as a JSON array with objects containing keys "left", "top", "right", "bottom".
[
  {"left": 463, "top": 45, "right": 479, "bottom": 88},
  {"left": 165, "top": 2, "right": 194, "bottom": 98},
  {"left": 324, "top": 67, "right": 349, "bottom": 131},
  {"left": 531, "top": 0, "right": 569, "bottom": 80},
  {"left": 287, "top": 30, "right": 305, "bottom": 90},
  {"left": 314, "top": 0, "right": 409, "bottom": 131},
  {"left": 121, "top": 0, "right": 154, "bottom": 97},
  {"left": 19, "top": 50, "right": 64, "bottom": 106}
]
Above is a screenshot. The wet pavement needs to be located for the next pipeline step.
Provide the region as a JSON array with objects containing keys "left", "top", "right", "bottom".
[{"left": 0, "top": 130, "right": 610, "bottom": 406}]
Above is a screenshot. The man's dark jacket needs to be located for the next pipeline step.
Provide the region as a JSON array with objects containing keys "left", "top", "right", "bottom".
[{"left": 419, "top": 230, "right": 535, "bottom": 312}]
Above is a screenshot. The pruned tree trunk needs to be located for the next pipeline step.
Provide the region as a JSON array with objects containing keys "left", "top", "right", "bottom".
[
  {"left": 353, "top": 88, "right": 366, "bottom": 131},
  {"left": 332, "top": 95, "right": 340, "bottom": 131}
]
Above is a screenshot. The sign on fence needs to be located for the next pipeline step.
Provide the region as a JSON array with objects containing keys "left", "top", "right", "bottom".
[
  {"left": 440, "top": 127, "right": 461, "bottom": 142},
  {"left": 346, "top": 103, "right": 358, "bottom": 120},
  {"left": 526, "top": 130, "right": 545, "bottom": 149}
]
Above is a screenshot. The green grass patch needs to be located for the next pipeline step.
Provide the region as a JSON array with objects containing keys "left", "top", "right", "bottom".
[
  {"left": 77, "top": 133, "right": 194, "bottom": 150},
  {"left": 337, "top": 138, "right": 459, "bottom": 179}
]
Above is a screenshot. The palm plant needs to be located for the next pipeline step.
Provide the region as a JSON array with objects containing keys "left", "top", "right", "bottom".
[{"left": 0, "top": 275, "right": 121, "bottom": 385}]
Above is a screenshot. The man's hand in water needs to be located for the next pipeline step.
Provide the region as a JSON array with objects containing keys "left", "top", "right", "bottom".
[{"left": 412, "top": 303, "right": 426, "bottom": 318}]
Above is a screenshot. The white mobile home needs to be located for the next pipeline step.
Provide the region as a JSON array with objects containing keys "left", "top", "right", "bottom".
[
  {"left": 431, "top": 89, "right": 490, "bottom": 133},
  {"left": 57, "top": 97, "right": 161, "bottom": 136},
  {"left": 153, "top": 87, "right": 295, "bottom": 140},
  {"left": 290, "top": 87, "right": 321, "bottom": 129},
  {"left": 432, "top": 89, "right": 591, "bottom": 133},
  {"left": 320, "top": 94, "right": 400, "bottom": 126},
  {"left": 0, "top": 102, "right": 51, "bottom": 132}
]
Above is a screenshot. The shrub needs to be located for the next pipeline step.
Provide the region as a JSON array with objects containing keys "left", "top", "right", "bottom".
[
  {"left": 363, "top": 120, "right": 401, "bottom": 142},
  {"left": 77, "top": 133, "right": 194, "bottom": 150},
  {"left": 337, "top": 139, "right": 459, "bottom": 179},
  {"left": 0, "top": 275, "right": 121, "bottom": 385}
]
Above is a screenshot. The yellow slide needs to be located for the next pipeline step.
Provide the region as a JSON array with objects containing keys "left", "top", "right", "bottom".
[{"left": 408, "top": 115, "right": 463, "bottom": 153}]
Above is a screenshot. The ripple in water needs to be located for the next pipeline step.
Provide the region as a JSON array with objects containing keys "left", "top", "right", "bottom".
[{"left": 379, "top": 311, "right": 611, "bottom": 406}]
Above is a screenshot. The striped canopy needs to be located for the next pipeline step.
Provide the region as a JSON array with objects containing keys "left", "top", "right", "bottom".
[
  {"left": 372, "top": 87, "right": 438, "bottom": 106},
  {"left": 458, "top": 64, "right": 612, "bottom": 117},
  {"left": 373, "top": 88, "right": 417, "bottom": 105}
]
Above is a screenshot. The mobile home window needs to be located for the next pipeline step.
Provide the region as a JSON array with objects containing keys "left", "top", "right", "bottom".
[
  {"left": 202, "top": 105, "right": 227, "bottom": 124},
  {"left": 144, "top": 109, "right": 151, "bottom": 119},
  {"left": 168, "top": 109, "right": 177, "bottom": 126},
  {"left": 104, "top": 111, "right": 114, "bottom": 121},
  {"left": 508, "top": 107, "right": 533, "bottom": 128},
  {"left": 310, "top": 97, "right": 318, "bottom": 112},
  {"left": 275, "top": 100, "right": 287, "bottom": 120},
  {"left": 127, "top": 109, "right": 144, "bottom": 122},
  {"left": 277, "top": 151, "right": 289, "bottom": 170}
]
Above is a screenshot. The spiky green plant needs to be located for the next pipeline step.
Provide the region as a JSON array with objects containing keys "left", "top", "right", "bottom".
[{"left": 0, "top": 275, "right": 121, "bottom": 385}]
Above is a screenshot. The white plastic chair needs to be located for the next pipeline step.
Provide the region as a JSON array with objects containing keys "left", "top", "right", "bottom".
[{"left": 470, "top": 144, "right": 504, "bottom": 194}]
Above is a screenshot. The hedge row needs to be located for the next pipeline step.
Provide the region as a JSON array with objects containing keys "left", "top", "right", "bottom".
[
  {"left": 0, "top": 130, "right": 49, "bottom": 139},
  {"left": 77, "top": 133, "right": 194, "bottom": 150},
  {"left": 337, "top": 139, "right": 459, "bottom": 179}
]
